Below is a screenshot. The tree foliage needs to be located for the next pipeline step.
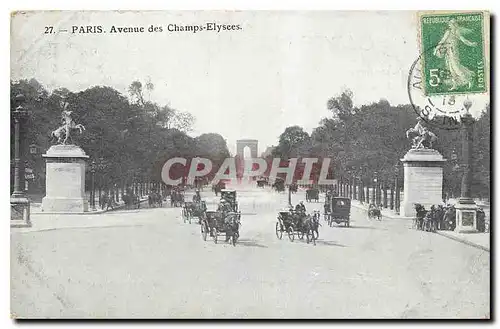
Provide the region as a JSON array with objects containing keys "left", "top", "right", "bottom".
[
  {"left": 11, "top": 79, "right": 228, "bottom": 191},
  {"left": 274, "top": 90, "right": 490, "bottom": 199}
]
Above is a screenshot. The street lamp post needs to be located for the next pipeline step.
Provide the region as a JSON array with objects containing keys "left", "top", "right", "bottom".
[
  {"left": 382, "top": 179, "right": 388, "bottom": 208},
  {"left": 353, "top": 170, "right": 358, "bottom": 200},
  {"left": 359, "top": 167, "right": 365, "bottom": 204},
  {"left": 455, "top": 99, "right": 478, "bottom": 233},
  {"left": 11, "top": 94, "right": 31, "bottom": 227},
  {"left": 90, "top": 160, "right": 96, "bottom": 211},
  {"left": 394, "top": 165, "right": 400, "bottom": 215},
  {"left": 372, "top": 172, "right": 378, "bottom": 205}
]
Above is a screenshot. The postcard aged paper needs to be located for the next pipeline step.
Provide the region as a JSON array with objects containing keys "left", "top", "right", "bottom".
[{"left": 10, "top": 11, "right": 490, "bottom": 319}]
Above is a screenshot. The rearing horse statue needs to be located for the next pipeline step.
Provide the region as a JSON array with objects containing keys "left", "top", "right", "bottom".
[
  {"left": 405, "top": 119, "right": 438, "bottom": 149},
  {"left": 50, "top": 109, "right": 86, "bottom": 145}
]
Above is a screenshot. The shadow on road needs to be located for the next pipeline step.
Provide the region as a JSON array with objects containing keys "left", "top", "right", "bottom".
[
  {"left": 315, "top": 240, "right": 347, "bottom": 247},
  {"left": 331, "top": 225, "right": 388, "bottom": 231},
  {"left": 236, "top": 239, "right": 269, "bottom": 248}
]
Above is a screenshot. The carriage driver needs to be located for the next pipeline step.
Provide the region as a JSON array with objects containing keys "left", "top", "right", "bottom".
[
  {"left": 295, "top": 201, "right": 306, "bottom": 213},
  {"left": 192, "top": 189, "right": 201, "bottom": 203},
  {"left": 218, "top": 199, "right": 232, "bottom": 216}
]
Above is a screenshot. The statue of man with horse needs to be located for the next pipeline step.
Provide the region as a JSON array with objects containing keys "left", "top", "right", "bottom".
[
  {"left": 50, "top": 102, "right": 86, "bottom": 145},
  {"left": 405, "top": 117, "right": 438, "bottom": 149}
]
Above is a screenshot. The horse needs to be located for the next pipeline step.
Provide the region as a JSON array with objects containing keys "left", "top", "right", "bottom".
[
  {"left": 303, "top": 215, "right": 318, "bottom": 245},
  {"left": 311, "top": 211, "right": 321, "bottom": 239},
  {"left": 405, "top": 127, "right": 437, "bottom": 149},
  {"left": 420, "top": 130, "right": 438, "bottom": 148},
  {"left": 50, "top": 122, "right": 86, "bottom": 145},
  {"left": 223, "top": 212, "right": 241, "bottom": 245},
  {"left": 414, "top": 203, "right": 427, "bottom": 230},
  {"left": 272, "top": 181, "right": 285, "bottom": 193}
]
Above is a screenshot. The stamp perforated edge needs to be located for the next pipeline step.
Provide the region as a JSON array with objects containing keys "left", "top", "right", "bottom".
[{"left": 416, "top": 10, "right": 490, "bottom": 97}]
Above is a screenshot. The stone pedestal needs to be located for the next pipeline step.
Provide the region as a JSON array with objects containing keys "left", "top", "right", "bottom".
[
  {"left": 455, "top": 199, "right": 478, "bottom": 233},
  {"left": 42, "top": 145, "right": 89, "bottom": 213},
  {"left": 11, "top": 197, "right": 31, "bottom": 227},
  {"left": 401, "top": 149, "right": 446, "bottom": 217}
]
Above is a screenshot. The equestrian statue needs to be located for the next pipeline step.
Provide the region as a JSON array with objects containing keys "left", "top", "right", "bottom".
[
  {"left": 50, "top": 102, "right": 86, "bottom": 145},
  {"left": 405, "top": 118, "right": 438, "bottom": 149}
]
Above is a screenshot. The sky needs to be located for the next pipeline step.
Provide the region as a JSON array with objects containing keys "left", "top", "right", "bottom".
[{"left": 11, "top": 11, "right": 489, "bottom": 155}]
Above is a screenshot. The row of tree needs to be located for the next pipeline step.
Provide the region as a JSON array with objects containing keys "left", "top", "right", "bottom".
[
  {"left": 270, "top": 90, "right": 490, "bottom": 200},
  {"left": 10, "top": 79, "right": 231, "bottom": 193}
]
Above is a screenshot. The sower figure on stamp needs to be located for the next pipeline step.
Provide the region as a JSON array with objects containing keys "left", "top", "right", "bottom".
[
  {"left": 433, "top": 19, "right": 477, "bottom": 91},
  {"left": 50, "top": 102, "right": 86, "bottom": 145}
]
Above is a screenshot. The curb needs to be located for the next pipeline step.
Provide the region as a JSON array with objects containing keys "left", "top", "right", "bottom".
[
  {"left": 350, "top": 202, "right": 409, "bottom": 220},
  {"left": 435, "top": 231, "right": 490, "bottom": 252},
  {"left": 31, "top": 198, "right": 149, "bottom": 215}
]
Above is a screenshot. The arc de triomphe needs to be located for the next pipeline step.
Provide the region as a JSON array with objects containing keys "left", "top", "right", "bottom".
[{"left": 236, "top": 139, "right": 258, "bottom": 158}]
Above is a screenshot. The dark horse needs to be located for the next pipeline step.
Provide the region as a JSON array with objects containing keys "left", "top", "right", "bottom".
[
  {"left": 272, "top": 180, "right": 285, "bottom": 193},
  {"left": 414, "top": 203, "right": 427, "bottom": 230}
]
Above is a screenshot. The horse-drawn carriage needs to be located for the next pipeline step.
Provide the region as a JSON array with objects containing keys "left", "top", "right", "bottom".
[
  {"left": 275, "top": 209, "right": 318, "bottom": 245},
  {"left": 182, "top": 200, "right": 207, "bottom": 224},
  {"left": 170, "top": 190, "right": 185, "bottom": 207},
  {"left": 256, "top": 177, "right": 268, "bottom": 188},
  {"left": 220, "top": 189, "right": 238, "bottom": 212},
  {"left": 123, "top": 192, "right": 141, "bottom": 209},
  {"left": 324, "top": 197, "right": 351, "bottom": 227},
  {"left": 272, "top": 177, "right": 285, "bottom": 192},
  {"left": 201, "top": 209, "right": 241, "bottom": 246},
  {"left": 212, "top": 181, "right": 226, "bottom": 196},
  {"left": 148, "top": 192, "right": 163, "bottom": 208},
  {"left": 306, "top": 188, "right": 320, "bottom": 202},
  {"left": 367, "top": 205, "right": 382, "bottom": 220}
]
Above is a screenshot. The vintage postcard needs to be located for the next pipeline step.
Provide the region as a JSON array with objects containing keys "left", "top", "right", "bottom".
[{"left": 10, "top": 11, "right": 490, "bottom": 319}]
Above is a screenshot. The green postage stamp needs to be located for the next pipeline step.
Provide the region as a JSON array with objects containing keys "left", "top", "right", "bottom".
[{"left": 419, "top": 11, "right": 489, "bottom": 96}]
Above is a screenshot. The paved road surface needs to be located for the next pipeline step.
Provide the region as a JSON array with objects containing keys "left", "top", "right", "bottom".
[{"left": 11, "top": 188, "right": 490, "bottom": 318}]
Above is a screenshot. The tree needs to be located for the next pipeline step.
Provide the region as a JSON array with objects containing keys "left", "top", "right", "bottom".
[
  {"left": 128, "top": 80, "right": 145, "bottom": 106},
  {"left": 272, "top": 126, "right": 311, "bottom": 160}
]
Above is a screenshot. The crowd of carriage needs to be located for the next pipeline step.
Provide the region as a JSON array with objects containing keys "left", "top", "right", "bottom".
[
  {"left": 96, "top": 179, "right": 488, "bottom": 249},
  {"left": 96, "top": 187, "right": 181, "bottom": 211}
]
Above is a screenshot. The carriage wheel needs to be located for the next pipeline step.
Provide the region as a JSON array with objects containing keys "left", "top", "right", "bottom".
[
  {"left": 287, "top": 227, "right": 295, "bottom": 242},
  {"left": 213, "top": 228, "right": 218, "bottom": 244},
  {"left": 297, "top": 230, "right": 304, "bottom": 240},
  {"left": 275, "top": 222, "right": 283, "bottom": 240}
]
